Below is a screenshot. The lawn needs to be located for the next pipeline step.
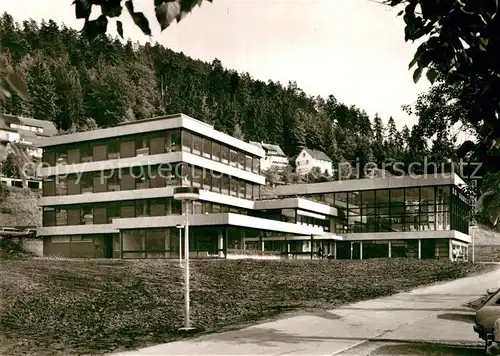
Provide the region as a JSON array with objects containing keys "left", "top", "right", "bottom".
[{"left": 0, "top": 257, "right": 494, "bottom": 355}]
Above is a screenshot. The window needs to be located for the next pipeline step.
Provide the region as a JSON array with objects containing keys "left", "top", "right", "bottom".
[
  {"left": 239, "top": 180, "right": 246, "bottom": 198},
  {"left": 193, "top": 201, "right": 202, "bottom": 214},
  {"left": 56, "top": 207, "right": 68, "bottom": 226},
  {"left": 52, "top": 236, "right": 70, "bottom": 244},
  {"left": 167, "top": 129, "right": 181, "bottom": 152},
  {"left": 192, "top": 134, "right": 202, "bottom": 155},
  {"left": 212, "top": 174, "right": 221, "bottom": 193},
  {"left": 56, "top": 176, "right": 68, "bottom": 196},
  {"left": 67, "top": 146, "right": 80, "bottom": 164},
  {"left": 93, "top": 173, "right": 107, "bottom": 193},
  {"left": 67, "top": 206, "right": 81, "bottom": 225},
  {"left": 193, "top": 167, "right": 202, "bottom": 188},
  {"left": 202, "top": 138, "right": 211, "bottom": 159},
  {"left": 212, "top": 142, "right": 221, "bottom": 162},
  {"left": 150, "top": 199, "right": 166, "bottom": 216},
  {"left": 221, "top": 145, "right": 230, "bottom": 164},
  {"left": 182, "top": 130, "right": 192, "bottom": 152},
  {"left": 81, "top": 173, "right": 93, "bottom": 194},
  {"left": 149, "top": 131, "right": 166, "bottom": 155},
  {"left": 93, "top": 143, "right": 107, "bottom": 161},
  {"left": 121, "top": 201, "right": 136, "bottom": 218},
  {"left": 106, "top": 171, "right": 120, "bottom": 192},
  {"left": 203, "top": 170, "right": 212, "bottom": 191},
  {"left": 107, "top": 202, "right": 120, "bottom": 223},
  {"left": 43, "top": 150, "right": 56, "bottom": 166},
  {"left": 67, "top": 174, "right": 81, "bottom": 195},
  {"left": 230, "top": 149, "right": 238, "bottom": 167},
  {"left": 108, "top": 138, "right": 120, "bottom": 159},
  {"left": 252, "top": 157, "right": 260, "bottom": 173},
  {"left": 136, "top": 200, "right": 148, "bottom": 217},
  {"left": 120, "top": 138, "right": 135, "bottom": 158},
  {"left": 230, "top": 177, "right": 238, "bottom": 197},
  {"left": 121, "top": 169, "right": 136, "bottom": 191},
  {"left": 245, "top": 183, "right": 252, "bottom": 199},
  {"left": 81, "top": 143, "right": 93, "bottom": 163},
  {"left": 245, "top": 156, "right": 252, "bottom": 172},
  {"left": 82, "top": 205, "right": 93, "bottom": 224},
  {"left": 221, "top": 175, "right": 230, "bottom": 195},
  {"left": 238, "top": 152, "right": 246, "bottom": 170},
  {"left": 43, "top": 177, "right": 56, "bottom": 197},
  {"left": 43, "top": 207, "right": 56, "bottom": 227},
  {"left": 93, "top": 204, "right": 107, "bottom": 224},
  {"left": 150, "top": 166, "right": 166, "bottom": 188},
  {"left": 202, "top": 202, "right": 212, "bottom": 214},
  {"left": 135, "top": 136, "right": 149, "bottom": 156}
]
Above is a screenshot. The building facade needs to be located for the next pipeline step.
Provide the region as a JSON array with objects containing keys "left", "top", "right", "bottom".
[
  {"left": 274, "top": 174, "right": 471, "bottom": 260},
  {"left": 295, "top": 148, "right": 333, "bottom": 176},
  {"left": 37, "top": 114, "right": 340, "bottom": 259},
  {"left": 250, "top": 141, "right": 289, "bottom": 172},
  {"left": 36, "top": 114, "right": 472, "bottom": 262}
]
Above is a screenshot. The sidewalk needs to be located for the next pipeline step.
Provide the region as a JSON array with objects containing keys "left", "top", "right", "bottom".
[{"left": 114, "top": 267, "right": 500, "bottom": 356}]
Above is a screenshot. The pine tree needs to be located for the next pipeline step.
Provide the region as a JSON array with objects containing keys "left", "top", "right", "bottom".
[{"left": 373, "top": 113, "right": 385, "bottom": 143}]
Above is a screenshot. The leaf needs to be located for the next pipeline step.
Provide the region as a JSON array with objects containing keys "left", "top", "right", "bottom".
[
  {"left": 4, "top": 71, "right": 31, "bottom": 102},
  {"left": 125, "top": 0, "right": 152, "bottom": 36},
  {"left": 117, "top": 20, "right": 124, "bottom": 38},
  {"left": 73, "top": 0, "right": 92, "bottom": 20},
  {"left": 101, "top": 0, "right": 123, "bottom": 18},
  {"left": 426, "top": 68, "right": 438, "bottom": 84},
  {"left": 413, "top": 67, "right": 423, "bottom": 83},
  {"left": 408, "top": 43, "right": 426, "bottom": 69},
  {"left": 83, "top": 14, "right": 109, "bottom": 41},
  {"left": 155, "top": 1, "right": 181, "bottom": 30}
]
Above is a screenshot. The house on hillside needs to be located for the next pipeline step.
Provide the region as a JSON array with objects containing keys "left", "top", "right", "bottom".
[
  {"left": 249, "top": 141, "right": 288, "bottom": 172},
  {"left": 295, "top": 148, "right": 333, "bottom": 176},
  {"left": 0, "top": 114, "right": 58, "bottom": 158}
]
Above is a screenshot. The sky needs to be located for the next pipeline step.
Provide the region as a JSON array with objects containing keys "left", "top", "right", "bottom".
[{"left": 2, "top": 0, "right": 432, "bottom": 129}]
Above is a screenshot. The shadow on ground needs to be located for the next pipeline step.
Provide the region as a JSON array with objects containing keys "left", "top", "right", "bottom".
[
  {"left": 437, "top": 313, "right": 476, "bottom": 323},
  {"left": 369, "top": 341, "right": 484, "bottom": 355}
]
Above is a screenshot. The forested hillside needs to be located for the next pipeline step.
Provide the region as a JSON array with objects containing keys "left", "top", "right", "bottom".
[{"left": 0, "top": 13, "right": 456, "bottom": 174}]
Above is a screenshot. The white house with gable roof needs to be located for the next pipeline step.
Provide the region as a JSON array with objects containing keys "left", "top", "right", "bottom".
[{"left": 295, "top": 148, "right": 333, "bottom": 176}]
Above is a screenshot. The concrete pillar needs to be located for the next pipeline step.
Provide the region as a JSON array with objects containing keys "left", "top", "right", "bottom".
[
  {"left": 449, "top": 239, "right": 453, "bottom": 261},
  {"left": 350, "top": 241, "right": 353, "bottom": 260},
  {"left": 218, "top": 230, "right": 224, "bottom": 258},
  {"left": 418, "top": 239, "right": 422, "bottom": 259},
  {"left": 360, "top": 241, "right": 363, "bottom": 260},
  {"left": 388, "top": 240, "right": 392, "bottom": 258},
  {"left": 334, "top": 241, "right": 337, "bottom": 260}
]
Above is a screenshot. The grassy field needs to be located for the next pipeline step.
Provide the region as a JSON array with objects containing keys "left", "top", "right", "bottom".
[{"left": 0, "top": 257, "right": 494, "bottom": 356}]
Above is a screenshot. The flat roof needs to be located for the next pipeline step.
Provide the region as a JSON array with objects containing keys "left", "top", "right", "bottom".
[
  {"left": 36, "top": 113, "right": 265, "bottom": 158},
  {"left": 274, "top": 173, "right": 467, "bottom": 196}
]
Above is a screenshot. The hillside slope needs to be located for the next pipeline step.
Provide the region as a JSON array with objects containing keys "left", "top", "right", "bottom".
[{"left": 0, "top": 187, "right": 41, "bottom": 227}]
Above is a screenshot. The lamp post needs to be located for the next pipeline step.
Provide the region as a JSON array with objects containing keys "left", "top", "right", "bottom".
[
  {"left": 173, "top": 186, "right": 200, "bottom": 332},
  {"left": 176, "top": 224, "right": 184, "bottom": 267}
]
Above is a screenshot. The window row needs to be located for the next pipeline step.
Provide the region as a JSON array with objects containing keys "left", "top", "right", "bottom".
[
  {"left": 42, "top": 129, "right": 261, "bottom": 174},
  {"left": 43, "top": 164, "right": 261, "bottom": 200},
  {"left": 306, "top": 186, "right": 455, "bottom": 209},
  {"left": 42, "top": 199, "right": 250, "bottom": 227}
]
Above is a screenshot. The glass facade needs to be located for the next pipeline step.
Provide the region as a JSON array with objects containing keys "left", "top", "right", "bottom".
[{"left": 302, "top": 185, "right": 469, "bottom": 235}]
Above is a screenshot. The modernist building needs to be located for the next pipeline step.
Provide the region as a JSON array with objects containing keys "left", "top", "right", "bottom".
[
  {"left": 249, "top": 141, "right": 289, "bottom": 172},
  {"left": 295, "top": 148, "right": 334, "bottom": 176},
  {"left": 274, "top": 174, "right": 471, "bottom": 260},
  {"left": 36, "top": 114, "right": 472, "bottom": 261},
  {"left": 37, "top": 114, "right": 340, "bottom": 259}
]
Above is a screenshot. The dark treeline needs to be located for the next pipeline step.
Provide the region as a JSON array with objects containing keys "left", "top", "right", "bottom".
[{"left": 0, "top": 13, "right": 457, "bottom": 176}]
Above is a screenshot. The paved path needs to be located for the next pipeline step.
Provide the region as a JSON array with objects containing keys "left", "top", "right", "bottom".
[{"left": 115, "top": 267, "right": 500, "bottom": 356}]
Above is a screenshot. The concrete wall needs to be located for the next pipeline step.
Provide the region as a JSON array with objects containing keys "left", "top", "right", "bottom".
[
  {"left": 11, "top": 238, "right": 43, "bottom": 256},
  {"left": 473, "top": 245, "right": 500, "bottom": 262}
]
